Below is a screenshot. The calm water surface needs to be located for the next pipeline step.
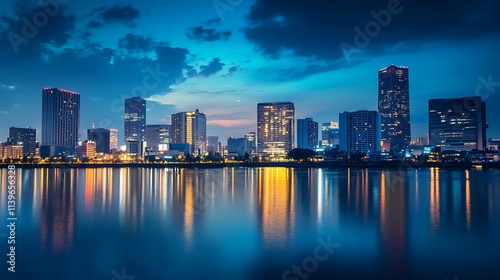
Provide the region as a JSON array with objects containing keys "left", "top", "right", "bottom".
[{"left": 1, "top": 167, "right": 500, "bottom": 280}]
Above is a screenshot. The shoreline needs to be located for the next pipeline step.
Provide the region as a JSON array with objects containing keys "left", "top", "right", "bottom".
[{"left": 0, "top": 161, "right": 498, "bottom": 169}]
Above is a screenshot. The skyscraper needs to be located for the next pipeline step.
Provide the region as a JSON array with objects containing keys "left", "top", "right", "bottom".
[
  {"left": 207, "top": 136, "right": 220, "bottom": 153},
  {"left": 9, "top": 127, "right": 36, "bottom": 156},
  {"left": 124, "top": 97, "right": 146, "bottom": 143},
  {"left": 244, "top": 132, "right": 257, "bottom": 155},
  {"left": 428, "top": 96, "right": 487, "bottom": 151},
  {"left": 146, "top": 124, "right": 171, "bottom": 152},
  {"left": 171, "top": 109, "right": 207, "bottom": 154},
  {"left": 339, "top": 110, "right": 381, "bottom": 154},
  {"left": 378, "top": 65, "right": 411, "bottom": 153},
  {"left": 87, "top": 128, "right": 111, "bottom": 154},
  {"left": 297, "top": 118, "right": 318, "bottom": 149},
  {"left": 257, "top": 102, "right": 295, "bottom": 158},
  {"left": 109, "top": 128, "right": 118, "bottom": 151},
  {"left": 42, "top": 87, "right": 80, "bottom": 150}
]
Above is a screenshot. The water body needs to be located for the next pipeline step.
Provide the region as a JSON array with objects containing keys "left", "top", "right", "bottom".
[{"left": 0, "top": 167, "right": 499, "bottom": 280}]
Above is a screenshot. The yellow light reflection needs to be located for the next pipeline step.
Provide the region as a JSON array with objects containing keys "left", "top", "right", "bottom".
[{"left": 430, "top": 168, "right": 440, "bottom": 233}]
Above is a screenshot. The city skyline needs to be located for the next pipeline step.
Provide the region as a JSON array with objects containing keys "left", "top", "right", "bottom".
[{"left": 1, "top": 1, "right": 499, "bottom": 143}]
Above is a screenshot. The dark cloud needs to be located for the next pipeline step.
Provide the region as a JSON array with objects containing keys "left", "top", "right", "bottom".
[
  {"left": 199, "top": 57, "right": 225, "bottom": 77},
  {"left": 87, "top": 20, "right": 103, "bottom": 29},
  {"left": 97, "top": 5, "right": 140, "bottom": 27},
  {"left": 227, "top": 66, "right": 238, "bottom": 76},
  {"left": 187, "top": 26, "right": 232, "bottom": 42},
  {"left": 244, "top": 0, "right": 500, "bottom": 62},
  {"left": 0, "top": 3, "right": 76, "bottom": 57},
  {"left": 118, "top": 33, "right": 155, "bottom": 54}
]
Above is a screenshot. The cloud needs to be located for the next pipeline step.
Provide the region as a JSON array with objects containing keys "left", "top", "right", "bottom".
[
  {"left": 118, "top": 33, "right": 156, "bottom": 55},
  {"left": 96, "top": 5, "right": 140, "bottom": 27},
  {"left": 227, "top": 66, "right": 238, "bottom": 76},
  {"left": 187, "top": 26, "right": 232, "bottom": 42},
  {"left": 87, "top": 20, "right": 103, "bottom": 29},
  {"left": 244, "top": 0, "right": 500, "bottom": 62},
  {"left": 0, "top": 3, "right": 76, "bottom": 57},
  {"left": 199, "top": 58, "right": 225, "bottom": 77}
]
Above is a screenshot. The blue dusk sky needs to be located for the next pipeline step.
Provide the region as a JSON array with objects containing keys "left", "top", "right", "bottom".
[{"left": 0, "top": 0, "right": 499, "bottom": 144}]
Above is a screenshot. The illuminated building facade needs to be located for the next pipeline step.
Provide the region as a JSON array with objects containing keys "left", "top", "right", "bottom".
[
  {"left": 297, "top": 118, "right": 318, "bottom": 149},
  {"left": 339, "top": 110, "right": 381, "bottom": 154},
  {"left": 87, "top": 128, "right": 110, "bottom": 154},
  {"left": 428, "top": 96, "right": 487, "bottom": 151},
  {"left": 171, "top": 109, "right": 207, "bottom": 155},
  {"left": 146, "top": 124, "right": 171, "bottom": 152},
  {"left": 321, "top": 122, "right": 339, "bottom": 147},
  {"left": 378, "top": 65, "right": 411, "bottom": 153},
  {"left": 245, "top": 132, "right": 257, "bottom": 155},
  {"left": 207, "top": 136, "right": 220, "bottom": 153},
  {"left": 109, "top": 128, "right": 119, "bottom": 151},
  {"left": 257, "top": 102, "right": 295, "bottom": 158},
  {"left": 124, "top": 97, "right": 146, "bottom": 143},
  {"left": 9, "top": 127, "right": 36, "bottom": 156},
  {"left": 42, "top": 87, "right": 80, "bottom": 149}
]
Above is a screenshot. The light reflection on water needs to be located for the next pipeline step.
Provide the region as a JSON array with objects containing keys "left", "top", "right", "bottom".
[{"left": 0, "top": 167, "right": 499, "bottom": 279}]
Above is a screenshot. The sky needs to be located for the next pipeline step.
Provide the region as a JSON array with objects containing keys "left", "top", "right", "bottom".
[{"left": 0, "top": 0, "right": 499, "bottom": 145}]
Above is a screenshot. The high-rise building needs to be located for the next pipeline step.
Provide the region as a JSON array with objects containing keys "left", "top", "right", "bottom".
[
  {"left": 109, "top": 128, "right": 119, "bottom": 151},
  {"left": 428, "top": 96, "right": 487, "bottom": 151},
  {"left": 87, "top": 128, "right": 111, "bottom": 154},
  {"left": 124, "top": 97, "right": 146, "bottom": 157},
  {"left": 124, "top": 97, "right": 146, "bottom": 143},
  {"left": 244, "top": 132, "right": 257, "bottom": 155},
  {"left": 339, "top": 110, "right": 381, "bottom": 154},
  {"left": 146, "top": 124, "right": 171, "bottom": 152},
  {"left": 257, "top": 102, "right": 295, "bottom": 158},
  {"left": 207, "top": 136, "right": 220, "bottom": 153},
  {"left": 171, "top": 109, "right": 207, "bottom": 155},
  {"left": 321, "top": 122, "right": 339, "bottom": 147},
  {"left": 42, "top": 88, "right": 80, "bottom": 149},
  {"left": 227, "top": 137, "right": 249, "bottom": 157},
  {"left": 297, "top": 118, "right": 318, "bottom": 149},
  {"left": 378, "top": 65, "right": 411, "bottom": 153},
  {"left": 9, "top": 127, "right": 36, "bottom": 156}
]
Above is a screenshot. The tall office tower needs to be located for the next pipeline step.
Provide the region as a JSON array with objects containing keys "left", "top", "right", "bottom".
[
  {"left": 429, "top": 96, "right": 487, "bottom": 151},
  {"left": 257, "top": 102, "right": 295, "bottom": 158},
  {"left": 321, "top": 122, "right": 339, "bottom": 147},
  {"left": 244, "top": 132, "right": 257, "bottom": 155},
  {"left": 146, "top": 124, "right": 171, "bottom": 152},
  {"left": 124, "top": 97, "right": 146, "bottom": 143},
  {"left": 171, "top": 109, "right": 207, "bottom": 155},
  {"left": 378, "top": 65, "right": 411, "bottom": 153},
  {"left": 87, "top": 128, "right": 111, "bottom": 154},
  {"left": 9, "top": 127, "right": 36, "bottom": 156},
  {"left": 207, "top": 136, "right": 220, "bottom": 153},
  {"left": 339, "top": 110, "right": 381, "bottom": 154},
  {"left": 42, "top": 88, "right": 80, "bottom": 149},
  {"left": 109, "top": 128, "right": 119, "bottom": 151},
  {"left": 297, "top": 118, "right": 318, "bottom": 149}
]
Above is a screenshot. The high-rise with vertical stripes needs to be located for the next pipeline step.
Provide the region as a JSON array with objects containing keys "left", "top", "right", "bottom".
[
  {"left": 378, "top": 65, "right": 411, "bottom": 153},
  {"left": 42, "top": 87, "right": 80, "bottom": 149}
]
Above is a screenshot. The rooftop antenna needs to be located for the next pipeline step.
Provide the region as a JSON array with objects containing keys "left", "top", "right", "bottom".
[{"left": 92, "top": 123, "right": 95, "bottom": 129}]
